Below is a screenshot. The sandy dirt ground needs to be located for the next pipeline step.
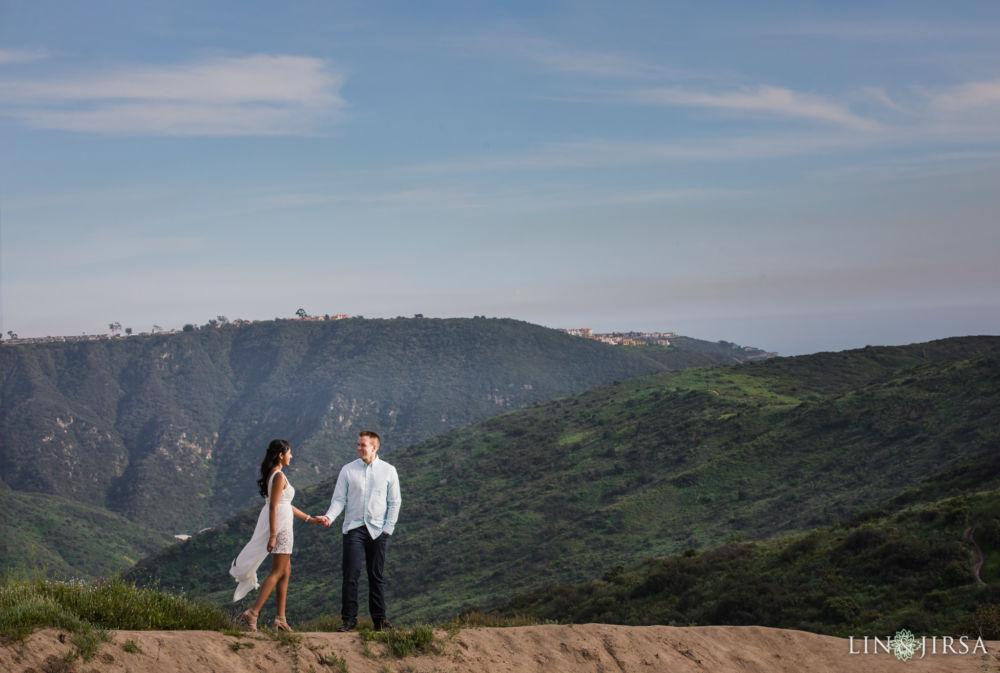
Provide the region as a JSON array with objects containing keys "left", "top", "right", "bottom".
[{"left": 2, "top": 624, "right": 997, "bottom": 673}]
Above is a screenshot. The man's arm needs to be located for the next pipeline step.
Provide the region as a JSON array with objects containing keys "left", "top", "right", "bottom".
[
  {"left": 321, "top": 467, "right": 349, "bottom": 526},
  {"left": 382, "top": 466, "right": 401, "bottom": 535}
]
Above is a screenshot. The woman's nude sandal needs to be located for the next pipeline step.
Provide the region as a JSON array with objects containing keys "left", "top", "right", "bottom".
[
  {"left": 274, "top": 616, "right": 293, "bottom": 632},
  {"left": 240, "top": 609, "right": 258, "bottom": 631}
]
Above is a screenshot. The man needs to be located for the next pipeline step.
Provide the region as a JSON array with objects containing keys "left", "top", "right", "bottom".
[{"left": 316, "top": 430, "right": 401, "bottom": 632}]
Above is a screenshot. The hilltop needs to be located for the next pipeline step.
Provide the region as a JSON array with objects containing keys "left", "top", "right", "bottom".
[
  {"left": 127, "top": 336, "right": 1000, "bottom": 623},
  {"left": 4, "top": 625, "right": 995, "bottom": 673}
]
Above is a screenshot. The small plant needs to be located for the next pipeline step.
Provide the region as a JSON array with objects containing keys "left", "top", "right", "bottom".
[
  {"left": 445, "top": 611, "right": 540, "bottom": 629},
  {"left": 122, "top": 638, "right": 141, "bottom": 653},
  {"left": 360, "top": 638, "right": 376, "bottom": 659},
  {"left": 269, "top": 628, "right": 302, "bottom": 649},
  {"left": 70, "top": 625, "right": 110, "bottom": 661},
  {"left": 296, "top": 614, "right": 346, "bottom": 632},
  {"left": 321, "top": 651, "right": 349, "bottom": 672},
  {"left": 230, "top": 640, "right": 255, "bottom": 652},
  {"left": 360, "top": 624, "right": 439, "bottom": 658}
]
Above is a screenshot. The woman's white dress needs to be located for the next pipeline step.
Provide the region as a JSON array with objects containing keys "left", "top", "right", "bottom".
[{"left": 229, "top": 469, "right": 295, "bottom": 601}]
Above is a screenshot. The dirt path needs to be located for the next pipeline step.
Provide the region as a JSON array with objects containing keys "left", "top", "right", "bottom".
[
  {"left": 963, "top": 525, "right": 987, "bottom": 585},
  {"left": 3, "top": 624, "right": 998, "bottom": 673}
]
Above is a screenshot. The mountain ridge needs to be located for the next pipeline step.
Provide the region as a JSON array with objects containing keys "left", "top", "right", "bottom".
[
  {"left": 125, "top": 335, "right": 1000, "bottom": 622},
  {"left": 1, "top": 317, "right": 766, "bottom": 577}
]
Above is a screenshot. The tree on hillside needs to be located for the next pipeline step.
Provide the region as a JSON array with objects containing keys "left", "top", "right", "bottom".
[
  {"left": 296, "top": 308, "right": 308, "bottom": 319},
  {"left": 125, "top": 327, "right": 133, "bottom": 336},
  {"left": 152, "top": 325, "right": 163, "bottom": 334},
  {"left": 109, "top": 322, "right": 122, "bottom": 336},
  {"left": 217, "top": 315, "right": 229, "bottom": 325}
]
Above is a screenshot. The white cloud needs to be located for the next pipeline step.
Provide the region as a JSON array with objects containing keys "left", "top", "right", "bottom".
[
  {"left": 627, "top": 84, "right": 879, "bottom": 130},
  {"left": 858, "top": 86, "right": 907, "bottom": 113},
  {"left": 512, "top": 37, "right": 681, "bottom": 80},
  {"left": 255, "top": 187, "right": 487, "bottom": 211},
  {"left": 23, "top": 101, "right": 328, "bottom": 136},
  {"left": 931, "top": 78, "right": 1000, "bottom": 111},
  {"left": 0, "top": 49, "right": 48, "bottom": 64},
  {"left": 405, "top": 131, "right": 876, "bottom": 175},
  {"left": 0, "top": 54, "right": 346, "bottom": 135}
]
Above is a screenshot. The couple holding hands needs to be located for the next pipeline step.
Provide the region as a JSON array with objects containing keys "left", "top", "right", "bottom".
[{"left": 229, "top": 431, "right": 401, "bottom": 633}]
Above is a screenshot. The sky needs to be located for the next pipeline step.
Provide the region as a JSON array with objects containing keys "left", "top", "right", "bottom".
[{"left": 1, "top": 1, "right": 999, "bottom": 355}]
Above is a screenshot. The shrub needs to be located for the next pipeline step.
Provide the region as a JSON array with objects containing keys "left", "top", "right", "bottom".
[
  {"left": 824, "top": 595, "right": 860, "bottom": 622},
  {"left": 360, "top": 624, "right": 439, "bottom": 657}
]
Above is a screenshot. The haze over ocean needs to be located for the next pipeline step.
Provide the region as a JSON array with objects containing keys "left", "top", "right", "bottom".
[{"left": 2, "top": 1, "right": 998, "bottom": 355}]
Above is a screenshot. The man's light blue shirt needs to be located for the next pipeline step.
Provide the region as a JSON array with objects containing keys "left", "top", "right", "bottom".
[{"left": 324, "top": 456, "right": 401, "bottom": 536}]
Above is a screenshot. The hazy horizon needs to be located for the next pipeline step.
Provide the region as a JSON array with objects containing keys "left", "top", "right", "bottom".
[{"left": 3, "top": 1, "right": 999, "bottom": 356}]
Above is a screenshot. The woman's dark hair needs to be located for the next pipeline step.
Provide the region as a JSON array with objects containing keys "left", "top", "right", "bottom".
[{"left": 257, "top": 439, "right": 290, "bottom": 497}]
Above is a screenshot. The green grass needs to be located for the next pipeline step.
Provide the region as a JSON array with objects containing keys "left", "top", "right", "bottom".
[
  {"left": 268, "top": 628, "right": 303, "bottom": 648},
  {"left": 360, "top": 624, "right": 439, "bottom": 657},
  {"left": 0, "top": 576, "right": 233, "bottom": 661},
  {"left": 0, "top": 580, "right": 112, "bottom": 661},
  {"left": 0, "top": 580, "right": 89, "bottom": 641},
  {"left": 296, "top": 615, "right": 375, "bottom": 632},
  {"left": 444, "top": 610, "right": 546, "bottom": 629},
  {"left": 0, "top": 490, "right": 175, "bottom": 581},
  {"left": 320, "top": 650, "right": 349, "bottom": 672}
]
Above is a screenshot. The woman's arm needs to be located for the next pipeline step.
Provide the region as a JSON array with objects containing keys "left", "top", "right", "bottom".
[
  {"left": 292, "top": 506, "right": 319, "bottom": 523},
  {"left": 267, "top": 472, "right": 286, "bottom": 552}
]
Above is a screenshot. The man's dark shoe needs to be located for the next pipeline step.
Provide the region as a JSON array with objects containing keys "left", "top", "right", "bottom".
[
  {"left": 337, "top": 621, "right": 356, "bottom": 632},
  {"left": 373, "top": 619, "right": 392, "bottom": 632}
]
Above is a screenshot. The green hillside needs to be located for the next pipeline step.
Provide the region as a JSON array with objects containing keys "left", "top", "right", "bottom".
[
  {"left": 126, "top": 336, "right": 1000, "bottom": 623},
  {"left": 494, "top": 486, "right": 1000, "bottom": 637},
  {"left": 0, "top": 317, "right": 758, "bottom": 578},
  {"left": 0, "top": 490, "right": 174, "bottom": 579}
]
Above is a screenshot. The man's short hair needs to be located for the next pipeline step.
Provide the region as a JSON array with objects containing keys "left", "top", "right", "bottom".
[{"left": 359, "top": 430, "right": 380, "bottom": 450}]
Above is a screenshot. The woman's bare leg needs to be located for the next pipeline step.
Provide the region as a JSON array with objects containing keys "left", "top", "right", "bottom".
[
  {"left": 250, "top": 554, "right": 291, "bottom": 614},
  {"left": 276, "top": 560, "right": 291, "bottom": 617}
]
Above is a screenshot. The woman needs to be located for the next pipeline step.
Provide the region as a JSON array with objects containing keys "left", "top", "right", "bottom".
[{"left": 229, "top": 439, "right": 321, "bottom": 631}]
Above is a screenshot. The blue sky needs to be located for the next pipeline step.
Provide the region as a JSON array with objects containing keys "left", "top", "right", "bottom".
[{"left": 2, "top": 1, "right": 998, "bottom": 355}]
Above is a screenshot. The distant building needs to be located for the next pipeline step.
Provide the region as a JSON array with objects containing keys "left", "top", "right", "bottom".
[{"left": 558, "top": 327, "right": 679, "bottom": 348}]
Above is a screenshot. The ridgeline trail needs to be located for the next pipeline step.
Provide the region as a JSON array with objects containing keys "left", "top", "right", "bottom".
[{"left": 3, "top": 625, "right": 997, "bottom": 673}]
